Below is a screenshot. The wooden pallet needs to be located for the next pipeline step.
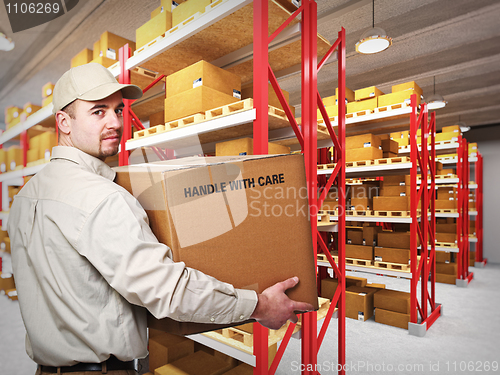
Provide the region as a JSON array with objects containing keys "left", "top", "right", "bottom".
[
  {"left": 373, "top": 210, "right": 411, "bottom": 217},
  {"left": 373, "top": 261, "right": 410, "bottom": 272},
  {"left": 165, "top": 113, "right": 206, "bottom": 130},
  {"left": 435, "top": 242, "right": 457, "bottom": 248},
  {"left": 201, "top": 297, "right": 330, "bottom": 354},
  {"left": 317, "top": 163, "right": 336, "bottom": 170},
  {"left": 205, "top": 98, "right": 254, "bottom": 120},
  {"left": 435, "top": 209, "right": 457, "bottom": 214},
  {"left": 373, "top": 101, "right": 411, "bottom": 113},
  {"left": 346, "top": 258, "right": 373, "bottom": 267},
  {"left": 346, "top": 109, "right": 373, "bottom": 118},
  {"left": 434, "top": 174, "right": 458, "bottom": 180},
  {"left": 345, "top": 210, "right": 374, "bottom": 217},
  {"left": 373, "top": 156, "right": 410, "bottom": 165}
]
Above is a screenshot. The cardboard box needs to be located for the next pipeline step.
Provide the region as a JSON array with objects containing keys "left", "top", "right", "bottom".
[
  {"left": 350, "top": 197, "right": 372, "bottom": 211},
  {"left": 366, "top": 283, "right": 385, "bottom": 291},
  {"left": 168, "top": 60, "right": 241, "bottom": 99},
  {"left": 381, "top": 139, "right": 398, "bottom": 154},
  {"left": 380, "top": 185, "right": 406, "bottom": 197},
  {"left": 1, "top": 237, "right": 11, "bottom": 253},
  {"left": 437, "top": 187, "right": 457, "bottom": 200},
  {"left": 436, "top": 232, "right": 456, "bottom": 244},
  {"left": 436, "top": 223, "right": 457, "bottom": 233},
  {"left": 223, "top": 363, "right": 254, "bottom": 375},
  {"left": 148, "top": 329, "right": 195, "bottom": 372},
  {"left": 149, "top": 111, "right": 165, "bottom": 127},
  {"left": 375, "top": 308, "right": 410, "bottom": 330},
  {"left": 374, "top": 247, "right": 410, "bottom": 264},
  {"left": 374, "top": 289, "right": 410, "bottom": 314},
  {"left": 0, "top": 273, "right": 15, "bottom": 291},
  {"left": 377, "top": 231, "right": 412, "bottom": 249},
  {"left": 347, "top": 230, "right": 363, "bottom": 245},
  {"left": 346, "top": 147, "right": 383, "bottom": 163},
  {"left": 335, "top": 87, "right": 355, "bottom": 103},
  {"left": 0, "top": 149, "right": 6, "bottom": 173},
  {"left": 373, "top": 196, "right": 408, "bottom": 212},
  {"left": 164, "top": 85, "right": 239, "bottom": 123},
  {"left": 42, "top": 95, "right": 53, "bottom": 107},
  {"left": 317, "top": 105, "right": 337, "bottom": 120},
  {"left": 71, "top": 48, "right": 93, "bottom": 68},
  {"left": 346, "top": 286, "right": 377, "bottom": 321},
  {"left": 321, "top": 199, "right": 339, "bottom": 211},
  {"left": 42, "top": 82, "right": 55, "bottom": 98},
  {"left": 38, "top": 131, "right": 58, "bottom": 160},
  {"left": 391, "top": 81, "right": 423, "bottom": 96},
  {"left": 349, "top": 183, "right": 379, "bottom": 199},
  {"left": 346, "top": 276, "right": 367, "bottom": 288},
  {"left": 4, "top": 105, "right": 22, "bottom": 124},
  {"left": 435, "top": 199, "right": 457, "bottom": 210},
  {"left": 390, "top": 131, "right": 409, "bottom": 147},
  {"left": 436, "top": 273, "right": 456, "bottom": 285},
  {"left": 151, "top": 0, "right": 175, "bottom": 17},
  {"left": 90, "top": 56, "right": 117, "bottom": 68},
  {"left": 363, "top": 226, "right": 382, "bottom": 246},
  {"left": 354, "top": 86, "right": 384, "bottom": 101},
  {"left": 436, "top": 262, "right": 457, "bottom": 275},
  {"left": 114, "top": 154, "right": 319, "bottom": 335},
  {"left": 346, "top": 97, "right": 377, "bottom": 114},
  {"left": 155, "top": 350, "right": 233, "bottom": 375},
  {"left": 93, "top": 31, "right": 135, "bottom": 60},
  {"left": 322, "top": 95, "right": 336, "bottom": 107},
  {"left": 136, "top": 10, "right": 173, "bottom": 49},
  {"left": 442, "top": 125, "right": 461, "bottom": 133},
  {"left": 345, "top": 244, "right": 373, "bottom": 260},
  {"left": 439, "top": 168, "right": 455, "bottom": 176},
  {"left": 320, "top": 277, "right": 338, "bottom": 300},
  {"left": 378, "top": 90, "right": 421, "bottom": 108},
  {"left": 7, "top": 146, "right": 22, "bottom": 171},
  {"left": 172, "top": 0, "right": 211, "bottom": 27},
  {"left": 383, "top": 175, "right": 407, "bottom": 186},
  {"left": 242, "top": 83, "right": 294, "bottom": 117},
  {"left": 215, "top": 138, "right": 290, "bottom": 157},
  {"left": 346, "top": 134, "right": 381, "bottom": 150},
  {"left": 27, "top": 149, "right": 40, "bottom": 163},
  {"left": 435, "top": 251, "right": 451, "bottom": 263},
  {"left": 21, "top": 103, "right": 41, "bottom": 121},
  {"left": 383, "top": 151, "right": 398, "bottom": 159}
]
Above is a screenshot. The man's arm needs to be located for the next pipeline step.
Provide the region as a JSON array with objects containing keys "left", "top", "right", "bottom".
[{"left": 251, "top": 277, "right": 314, "bottom": 330}]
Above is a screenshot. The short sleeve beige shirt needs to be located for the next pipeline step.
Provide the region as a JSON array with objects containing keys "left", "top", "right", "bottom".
[{"left": 7, "top": 146, "right": 257, "bottom": 366}]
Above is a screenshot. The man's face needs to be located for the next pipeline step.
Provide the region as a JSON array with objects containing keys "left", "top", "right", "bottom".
[{"left": 69, "top": 91, "right": 125, "bottom": 161}]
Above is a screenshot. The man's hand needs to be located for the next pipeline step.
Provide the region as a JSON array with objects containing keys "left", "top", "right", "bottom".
[{"left": 250, "top": 277, "right": 315, "bottom": 330}]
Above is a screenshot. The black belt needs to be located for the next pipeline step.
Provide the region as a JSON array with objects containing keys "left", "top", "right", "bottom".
[{"left": 39, "top": 356, "right": 135, "bottom": 373}]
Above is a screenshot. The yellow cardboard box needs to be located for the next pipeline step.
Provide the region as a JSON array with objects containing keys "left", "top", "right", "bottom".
[
  {"left": 42, "top": 95, "right": 53, "bottom": 107},
  {"left": 39, "top": 131, "right": 58, "bottom": 160},
  {"left": 167, "top": 60, "right": 241, "bottom": 98},
  {"left": 335, "top": 87, "right": 355, "bottom": 103},
  {"left": 42, "top": 82, "right": 55, "bottom": 98},
  {"left": 346, "top": 97, "right": 377, "bottom": 114},
  {"left": 136, "top": 10, "right": 172, "bottom": 49},
  {"left": 7, "top": 146, "right": 23, "bottom": 171},
  {"left": 354, "top": 86, "right": 384, "bottom": 101},
  {"left": 172, "top": 0, "right": 211, "bottom": 27},
  {"left": 93, "top": 31, "right": 135, "bottom": 60},
  {"left": 378, "top": 90, "right": 421, "bottom": 107},
  {"left": 241, "top": 83, "right": 293, "bottom": 116},
  {"left": 27, "top": 148, "right": 40, "bottom": 163},
  {"left": 90, "top": 56, "right": 117, "bottom": 68},
  {"left": 21, "top": 102, "right": 42, "bottom": 121},
  {"left": 322, "top": 95, "right": 336, "bottom": 107},
  {"left": 215, "top": 138, "right": 290, "bottom": 156},
  {"left": 391, "top": 81, "right": 423, "bottom": 96},
  {"left": 4, "top": 106, "right": 22, "bottom": 124},
  {"left": 0, "top": 149, "right": 6, "bottom": 173},
  {"left": 164, "top": 85, "right": 239, "bottom": 123},
  {"left": 151, "top": 0, "right": 172, "bottom": 18},
  {"left": 71, "top": 48, "right": 93, "bottom": 68}
]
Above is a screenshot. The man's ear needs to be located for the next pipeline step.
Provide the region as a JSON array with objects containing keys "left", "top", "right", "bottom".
[{"left": 56, "top": 111, "right": 71, "bottom": 135}]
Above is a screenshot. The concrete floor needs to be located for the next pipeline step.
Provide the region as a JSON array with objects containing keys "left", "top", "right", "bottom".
[{"left": 2, "top": 250, "right": 499, "bottom": 375}]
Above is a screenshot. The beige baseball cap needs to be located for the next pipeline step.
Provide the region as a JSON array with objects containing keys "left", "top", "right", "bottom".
[{"left": 52, "top": 63, "right": 143, "bottom": 114}]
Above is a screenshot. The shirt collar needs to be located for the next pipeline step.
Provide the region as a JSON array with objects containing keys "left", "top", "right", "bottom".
[{"left": 50, "top": 146, "right": 116, "bottom": 181}]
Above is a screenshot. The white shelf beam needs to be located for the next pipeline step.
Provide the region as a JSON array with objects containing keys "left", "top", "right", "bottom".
[{"left": 318, "top": 261, "right": 413, "bottom": 279}]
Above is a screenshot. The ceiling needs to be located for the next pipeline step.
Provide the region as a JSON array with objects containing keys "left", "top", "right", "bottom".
[{"left": 1, "top": 0, "right": 499, "bottom": 134}]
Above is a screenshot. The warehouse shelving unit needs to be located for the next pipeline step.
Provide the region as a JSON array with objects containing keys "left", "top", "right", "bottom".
[
  {"left": 317, "top": 95, "right": 442, "bottom": 336},
  {"left": 474, "top": 152, "right": 486, "bottom": 267},
  {"left": 113, "top": 0, "right": 348, "bottom": 374}
]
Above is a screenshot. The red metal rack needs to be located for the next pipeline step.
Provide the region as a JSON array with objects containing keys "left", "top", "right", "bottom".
[
  {"left": 475, "top": 152, "right": 486, "bottom": 266},
  {"left": 456, "top": 138, "right": 473, "bottom": 286}
]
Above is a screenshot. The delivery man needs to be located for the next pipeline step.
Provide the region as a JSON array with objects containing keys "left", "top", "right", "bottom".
[{"left": 7, "top": 63, "right": 313, "bottom": 375}]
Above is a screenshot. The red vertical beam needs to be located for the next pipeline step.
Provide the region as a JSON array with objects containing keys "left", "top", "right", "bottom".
[
  {"left": 253, "top": 1, "right": 269, "bottom": 374},
  {"left": 456, "top": 137, "right": 463, "bottom": 279},
  {"left": 421, "top": 105, "right": 428, "bottom": 319},
  {"left": 336, "top": 27, "right": 346, "bottom": 375},
  {"left": 409, "top": 94, "right": 418, "bottom": 323},
  {"left": 476, "top": 153, "right": 484, "bottom": 262},
  {"left": 463, "top": 138, "right": 470, "bottom": 278},
  {"left": 429, "top": 111, "right": 436, "bottom": 308},
  {"left": 301, "top": 1, "right": 318, "bottom": 374},
  {"left": 119, "top": 44, "right": 132, "bottom": 166}
]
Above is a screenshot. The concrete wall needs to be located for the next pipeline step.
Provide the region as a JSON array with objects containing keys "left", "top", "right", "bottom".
[{"left": 466, "top": 124, "right": 500, "bottom": 264}]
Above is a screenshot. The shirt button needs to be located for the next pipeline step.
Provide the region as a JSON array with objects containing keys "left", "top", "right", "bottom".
[
  {"left": 240, "top": 315, "right": 245, "bottom": 320},
  {"left": 210, "top": 317, "right": 215, "bottom": 322}
]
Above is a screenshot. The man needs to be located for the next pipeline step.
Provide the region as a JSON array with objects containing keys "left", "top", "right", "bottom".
[{"left": 7, "top": 63, "right": 313, "bottom": 375}]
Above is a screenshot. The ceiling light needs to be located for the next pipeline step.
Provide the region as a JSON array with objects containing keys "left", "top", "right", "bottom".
[
  {"left": 0, "top": 32, "right": 15, "bottom": 51},
  {"left": 426, "top": 76, "right": 447, "bottom": 110},
  {"left": 355, "top": 0, "right": 392, "bottom": 54},
  {"left": 457, "top": 116, "right": 470, "bottom": 132}
]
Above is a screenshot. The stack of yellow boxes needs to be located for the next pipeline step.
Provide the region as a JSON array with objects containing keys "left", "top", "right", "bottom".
[
  {"left": 92, "top": 31, "right": 136, "bottom": 68},
  {"left": 374, "top": 231, "right": 412, "bottom": 266},
  {"left": 390, "top": 130, "right": 409, "bottom": 148},
  {"left": 347, "top": 86, "right": 384, "bottom": 114},
  {"left": 71, "top": 48, "right": 94, "bottom": 68},
  {"left": 349, "top": 181, "right": 379, "bottom": 211},
  {"left": 164, "top": 60, "right": 241, "bottom": 123},
  {"left": 374, "top": 289, "right": 411, "bottom": 329},
  {"left": 0, "top": 149, "right": 5, "bottom": 173},
  {"left": 380, "top": 136, "right": 399, "bottom": 158},
  {"left": 345, "top": 223, "right": 382, "bottom": 263},
  {"left": 4, "top": 106, "right": 22, "bottom": 130},
  {"left": 345, "top": 133, "right": 383, "bottom": 163},
  {"left": 378, "top": 81, "right": 422, "bottom": 108},
  {"left": 136, "top": 0, "right": 173, "bottom": 50},
  {"left": 20, "top": 102, "right": 42, "bottom": 122},
  {"left": 42, "top": 82, "right": 55, "bottom": 108},
  {"left": 29, "top": 131, "right": 58, "bottom": 164},
  {"left": 6, "top": 145, "right": 23, "bottom": 171},
  {"left": 215, "top": 138, "right": 290, "bottom": 156},
  {"left": 373, "top": 175, "right": 410, "bottom": 212},
  {"left": 317, "top": 93, "right": 338, "bottom": 120},
  {"left": 436, "top": 183, "right": 457, "bottom": 211},
  {"left": 469, "top": 142, "right": 478, "bottom": 157}
]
